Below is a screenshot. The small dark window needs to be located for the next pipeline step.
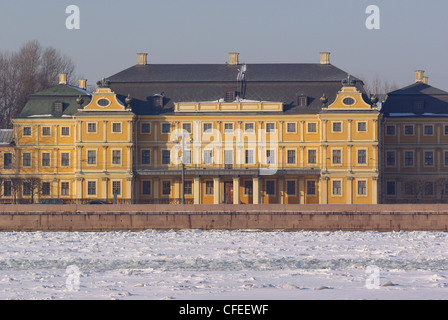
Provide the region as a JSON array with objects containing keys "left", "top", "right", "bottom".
[
  {"left": 4, "top": 153, "right": 12, "bottom": 169},
  {"left": 413, "top": 100, "right": 425, "bottom": 113},
  {"left": 142, "top": 181, "right": 151, "bottom": 195},
  {"left": 42, "top": 182, "right": 51, "bottom": 196},
  {"left": 343, "top": 97, "right": 355, "bottom": 106},
  {"left": 153, "top": 95, "right": 163, "bottom": 108},
  {"left": 298, "top": 95, "right": 307, "bottom": 107},
  {"left": 97, "top": 98, "right": 110, "bottom": 107},
  {"left": 225, "top": 91, "right": 236, "bottom": 102},
  {"left": 53, "top": 102, "right": 63, "bottom": 114}
]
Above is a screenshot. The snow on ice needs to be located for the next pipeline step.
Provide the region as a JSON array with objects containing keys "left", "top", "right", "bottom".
[{"left": 0, "top": 230, "right": 447, "bottom": 300}]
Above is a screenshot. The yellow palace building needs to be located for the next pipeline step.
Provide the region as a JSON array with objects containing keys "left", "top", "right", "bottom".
[{"left": 0, "top": 52, "right": 381, "bottom": 204}]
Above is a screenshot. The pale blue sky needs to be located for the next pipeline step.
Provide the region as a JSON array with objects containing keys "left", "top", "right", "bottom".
[{"left": 1, "top": 0, "right": 447, "bottom": 91}]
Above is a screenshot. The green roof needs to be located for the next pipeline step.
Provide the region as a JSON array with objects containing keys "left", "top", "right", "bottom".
[{"left": 18, "top": 84, "right": 91, "bottom": 118}]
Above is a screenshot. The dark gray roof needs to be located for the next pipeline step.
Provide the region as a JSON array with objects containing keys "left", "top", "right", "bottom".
[
  {"left": 0, "top": 129, "right": 13, "bottom": 145},
  {"left": 108, "top": 63, "right": 368, "bottom": 115},
  {"left": 107, "top": 63, "right": 355, "bottom": 83},
  {"left": 381, "top": 82, "right": 448, "bottom": 117}
]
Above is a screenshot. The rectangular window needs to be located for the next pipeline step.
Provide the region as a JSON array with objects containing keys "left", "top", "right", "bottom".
[
  {"left": 141, "top": 150, "right": 151, "bottom": 165},
  {"left": 245, "top": 150, "right": 254, "bottom": 164},
  {"left": 42, "top": 127, "right": 51, "bottom": 136},
  {"left": 332, "top": 149, "right": 342, "bottom": 165},
  {"left": 445, "top": 125, "right": 448, "bottom": 135},
  {"left": 266, "top": 181, "right": 275, "bottom": 195},
  {"left": 357, "top": 180, "right": 367, "bottom": 196},
  {"left": 112, "top": 180, "right": 121, "bottom": 196},
  {"left": 357, "top": 122, "right": 367, "bottom": 132},
  {"left": 61, "top": 127, "right": 70, "bottom": 136},
  {"left": 23, "top": 127, "right": 32, "bottom": 137},
  {"left": 286, "top": 122, "right": 296, "bottom": 133},
  {"left": 205, "top": 181, "right": 214, "bottom": 195},
  {"left": 286, "top": 180, "right": 296, "bottom": 196},
  {"left": 224, "top": 123, "right": 233, "bottom": 133},
  {"left": 445, "top": 151, "right": 448, "bottom": 166},
  {"left": 424, "top": 182, "right": 434, "bottom": 196},
  {"left": 386, "top": 181, "right": 396, "bottom": 195},
  {"left": 112, "top": 122, "right": 122, "bottom": 133},
  {"left": 424, "top": 151, "right": 434, "bottom": 166},
  {"left": 332, "top": 122, "right": 342, "bottom": 132},
  {"left": 183, "top": 123, "right": 192, "bottom": 134},
  {"left": 142, "top": 181, "right": 151, "bottom": 195},
  {"left": 183, "top": 181, "right": 193, "bottom": 195},
  {"left": 386, "top": 151, "right": 396, "bottom": 166},
  {"left": 161, "top": 123, "right": 171, "bottom": 134},
  {"left": 22, "top": 152, "right": 32, "bottom": 167},
  {"left": 162, "top": 150, "right": 171, "bottom": 165},
  {"left": 245, "top": 123, "right": 254, "bottom": 133},
  {"left": 404, "top": 151, "right": 414, "bottom": 167},
  {"left": 266, "top": 150, "right": 275, "bottom": 164},
  {"left": 287, "top": 150, "right": 296, "bottom": 164},
  {"left": 4, "top": 181, "right": 12, "bottom": 197},
  {"left": 87, "top": 150, "right": 97, "bottom": 165},
  {"left": 87, "top": 123, "right": 97, "bottom": 133},
  {"left": 224, "top": 150, "right": 233, "bottom": 165},
  {"left": 183, "top": 150, "right": 191, "bottom": 164},
  {"left": 386, "top": 125, "right": 396, "bottom": 136},
  {"left": 87, "top": 181, "right": 96, "bottom": 196},
  {"left": 3, "top": 153, "right": 12, "bottom": 169},
  {"left": 404, "top": 182, "right": 415, "bottom": 196},
  {"left": 23, "top": 182, "right": 31, "bottom": 196},
  {"left": 424, "top": 125, "right": 433, "bottom": 135},
  {"left": 307, "top": 181, "right": 316, "bottom": 195},
  {"left": 307, "top": 123, "right": 317, "bottom": 133},
  {"left": 203, "top": 123, "right": 212, "bottom": 133},
  {"left": 266, "top": 123, "right": 275, "bottom": 133},
  {"left": 61, "top": 153, "right": 70, "bottom": 167},
  {"left": 162, "top": 181, "right": 171, "bottom": 195},
  {"left": 404, "top": 125, "right": 414, "bottom": 135},
  {"left": 357, "top": 149, "right": 367, "bottom": 165},
  {"left": 332, "top": 180, "right": 342, "bottom": 195},
  {"left": 61, "top": 182, "right": 70, "bottom": 196},
  {"left": 203, "top": 150, "right": 213, "bottom": 165},
  {"left": 308, "top": 149, "right": 317, "bottom": 164},
  {"left": 112, "top": 150, "right": 121, "bottom": 165},
  {"left": 42, "top": 182, "right": 51, "bottom": 196},
  {"left": 141, "top": 123, "right": 151, "bottom": 134},
  {"left": 41, "top": 153, "right": 51, "bottom": 167},
  {"left": 244, "top": 181, "right": 253, "bottom": 195}
]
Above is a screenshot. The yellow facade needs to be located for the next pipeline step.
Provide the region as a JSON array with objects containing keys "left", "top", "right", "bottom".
[{"left": 0, "top": 74, "right": 380, "bottom": 204}]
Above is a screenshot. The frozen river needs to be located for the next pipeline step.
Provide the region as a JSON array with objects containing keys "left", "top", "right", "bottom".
[{"left": 0, "top": 229, "right": 447, "bottom": 300}]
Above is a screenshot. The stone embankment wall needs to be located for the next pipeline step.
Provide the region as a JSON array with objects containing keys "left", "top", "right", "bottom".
[{"left": 0, "top": 204, "right": 447, "bottom": 232}]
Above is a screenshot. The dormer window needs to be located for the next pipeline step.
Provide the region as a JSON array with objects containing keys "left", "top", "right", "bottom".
[
  {"left": 413, "top": 100, "right": 425, "bottom": 113},
  {"left": 225, "top": 91, "right": 236, "bottom": 102},
  {"left": 152, "top": 95, "right": 164, "bottom": 108},
  {"left": 298, "top": 95, "right": 307, "bottom": 107},
  {"left": 53, "top": 102, "right": 63, "bottom": 114}
]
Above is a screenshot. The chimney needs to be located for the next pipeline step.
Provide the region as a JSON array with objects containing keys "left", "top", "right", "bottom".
[
  {"left": 137, "top": 53, "right": 148, "bottom": 65},
  {"left": 78, "top": 79, "right": 87, "bottom": 90},
  {"left": 423, "top": 76, "right": 429, "bottom": 84},
  {"left": 320, "top": 52, "right": 330, "bottom": 65},
  {"left": 229, "top": 52, "right": 239, "bottom": 65},
  {"left": 415, "top": 70, "right": 424, "bottom": 82},
  {"left": 59, "top": 73, "right": 67, "bottom": 85}
]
